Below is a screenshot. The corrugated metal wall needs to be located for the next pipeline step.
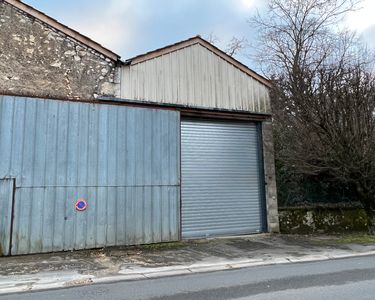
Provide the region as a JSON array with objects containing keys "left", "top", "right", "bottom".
[
  {"left": 0, "top": 95, "right": 180, "bottom": 255},
  {"left": 181, "top": 119, "right": 264, "bottom": 238},
  {"left": 0, "top": 179, "right": 13, "bottom": 256},
  {"left": 121, "top": 43, "right": 270, "bottom": 114}
]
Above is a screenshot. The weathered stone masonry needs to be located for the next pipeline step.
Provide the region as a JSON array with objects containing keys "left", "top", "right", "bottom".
[
  {"left": 0, "top": 1, "right": 120, "bottom": 100},
  {"left": 262, "top": 121, "right": 280, "bottom": 233}
]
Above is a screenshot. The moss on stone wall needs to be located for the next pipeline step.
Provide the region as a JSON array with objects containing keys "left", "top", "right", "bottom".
[{"left": 279, "top": 208, "right": 367, "bottom": 234}]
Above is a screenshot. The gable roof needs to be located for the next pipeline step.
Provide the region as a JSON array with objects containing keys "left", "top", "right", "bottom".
[
  {"left": 5, "top": 1, "right": 270, "bottom": 87},
  {"left": 124, "top": 36, "right": 271, "bottom": 88},
  {"left": 4, "top": 0, "right": 120, "bottom": 61}
]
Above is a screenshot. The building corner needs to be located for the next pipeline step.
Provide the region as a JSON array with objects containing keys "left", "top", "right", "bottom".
[{"left": 262, "top": 120, "right": 280, "bottom": 233}]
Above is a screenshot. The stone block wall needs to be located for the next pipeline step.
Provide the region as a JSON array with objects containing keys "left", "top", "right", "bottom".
[
  {"left": 262, "top": 120, "right": 280, "bottom": 233},
  {"left": 279, "top": 207, "right": 367, "bottom": 233},
  {"left": 0, "top": 1, "right": 120, "bottom": 100}
]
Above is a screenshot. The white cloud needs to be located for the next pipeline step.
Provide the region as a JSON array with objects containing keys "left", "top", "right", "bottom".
[
  {"left": 107, "top": 0, "right": 132, "bottom": 14},
  {"left": 67, "top": 0, "right": 142, "bottom": 55},
  {"left": 342, "top": 0, "right": 375, "bottom": 49},
  {"left": 70, "top": 18, "right": 135, "bottom": 53},
  {"left": 232, "top": 0, "right": 261, "bottom": 13},
  {"left": 345, "top": 0, "right": 375, "bottom": 32},
  {"left": 23, "top": 0, "right": 264, "bottom": 60},
  {"left": 241, "top": 0, "right": 255, "bottom": 9}
]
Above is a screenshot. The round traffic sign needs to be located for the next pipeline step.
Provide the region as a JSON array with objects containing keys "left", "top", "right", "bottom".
[{"left": 75, "top": 199, "right": 88, "bottom": 211}]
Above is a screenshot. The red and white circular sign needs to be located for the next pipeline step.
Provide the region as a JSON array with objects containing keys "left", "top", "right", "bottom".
[{"left": 75, "top": 199, "right": 88, "bottom": 211}]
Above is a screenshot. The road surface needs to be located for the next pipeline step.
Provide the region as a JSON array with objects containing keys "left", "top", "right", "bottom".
[{"left": 2, "top": 255, "right": 375, "bottom": 299}]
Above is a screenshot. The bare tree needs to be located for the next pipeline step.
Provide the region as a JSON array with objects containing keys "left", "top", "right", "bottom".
[
  {"left": 252, "top": 0, "right": 375, "bottom": 234},
  {"left": 251, "top": 0, "right": 362, "bottom": 76},
  {"left": 205, "top": 32, "right": 220, "bottom": 45},
  {"left": 225, "top": 37, "right": 249, "bottom": 57},
  {"left": 205, "top": 33, "right": 248, "bottom": 57}
]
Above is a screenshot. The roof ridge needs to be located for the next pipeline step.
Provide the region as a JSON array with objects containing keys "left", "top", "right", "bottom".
[{"left": 125, "top": 35, "right": 271, "bottom": 88}]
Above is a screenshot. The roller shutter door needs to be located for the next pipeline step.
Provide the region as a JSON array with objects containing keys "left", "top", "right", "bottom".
[{"left": 181, "top": 118, "right": 265, "bottom": 238}]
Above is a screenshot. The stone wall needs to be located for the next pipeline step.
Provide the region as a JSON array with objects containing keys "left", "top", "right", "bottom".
[
  {"left": 0, "top": 1, "right": 119, "bottom": 100},
  {"left": 262, "top": 121, "right": 280, "bottom": 233},
  {"left": 279, "top": 207, "right": 367, "bottom": 234}
]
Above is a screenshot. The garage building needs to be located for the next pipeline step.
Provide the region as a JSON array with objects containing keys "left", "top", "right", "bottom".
[{"left": 0, "top": 0, "right": 279, "bottom": 256}]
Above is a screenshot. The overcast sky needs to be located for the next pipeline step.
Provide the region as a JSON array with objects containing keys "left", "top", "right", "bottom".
[{"left": 24, "top": 0, "right": 375, "bottom": 71}]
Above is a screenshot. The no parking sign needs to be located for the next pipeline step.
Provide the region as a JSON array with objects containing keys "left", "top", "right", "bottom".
[{"left": 75, "top": 199, "right": 88, "bottom": 211}]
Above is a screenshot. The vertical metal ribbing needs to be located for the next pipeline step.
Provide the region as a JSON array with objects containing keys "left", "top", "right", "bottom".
[
  {"left": 181, "top": 118, "right": 263, "bottom": 239},
  {"left": 0, "top": 95, "right": 180, "bottom": 255}
]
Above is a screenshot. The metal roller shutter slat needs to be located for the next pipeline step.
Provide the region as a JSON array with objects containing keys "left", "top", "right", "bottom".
[{"left": 181, "top": 118, "right": 264, "bottom": 238}]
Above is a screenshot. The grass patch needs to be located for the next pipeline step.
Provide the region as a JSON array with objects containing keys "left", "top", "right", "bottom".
[{"left": 335, "top": 233, "right": 375, "bottom": 244}]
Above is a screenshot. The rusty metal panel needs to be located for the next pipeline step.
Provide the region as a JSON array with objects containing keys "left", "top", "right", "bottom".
[
  {"left": 120, "top": 43, "right": 271, "bottom": 114},
  {"left": 0, "top": 179, "right": 14, "bottom": 256},
  {"left": 0, "top": 95, "right": 180, "bottom": 255}
]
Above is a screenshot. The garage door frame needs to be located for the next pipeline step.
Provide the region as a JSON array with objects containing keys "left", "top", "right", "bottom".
[
  {"left": 255, "top": 121, "right": 268, "bottom": 233},
  {"left": 180, "top": 116, "right": 268, "bottom": 238}
]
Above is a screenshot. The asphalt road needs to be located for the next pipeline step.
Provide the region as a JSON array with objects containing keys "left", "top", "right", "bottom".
[{"left": 2, "top": 255, "right": 375, "bottom": 300}]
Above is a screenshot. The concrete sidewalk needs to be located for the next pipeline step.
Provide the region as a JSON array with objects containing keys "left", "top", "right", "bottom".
[{"left": 1, "top": 234, "right": 375, "bottom": 295}]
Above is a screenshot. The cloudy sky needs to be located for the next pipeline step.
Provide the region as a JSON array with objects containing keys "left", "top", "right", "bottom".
[{"left": 24, "top": 0, "right": 375, "bottom": 71}]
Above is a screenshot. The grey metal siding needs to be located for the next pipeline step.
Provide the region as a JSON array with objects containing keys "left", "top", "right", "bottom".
[
  {"left": 121, "top": 44, "right": 271, "bottom": 114},
  {"left": 181, "top": 119, "right": 263, "bottom": 238},
  {"left": 0, "top": 95, "right": 180, "bottom": 255},
  {"left": 0, "top": 179, "right": 13, "bottom": 256}
]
